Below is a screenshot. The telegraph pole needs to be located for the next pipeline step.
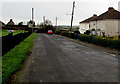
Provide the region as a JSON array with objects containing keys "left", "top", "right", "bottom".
[
  {"left": 56, "top": 17, "right": 57, "bottom": 29},
  {"left": 70, "top": 1, "right": 75, "bottom": 32},
  {"left": 32, "top": 8, "right": 34, "bottom": 21},
  {"left": 32, "top": 8, "right": 34, "bottom": 33},
  {"left": 43, "top": 16, "right": 46, "bottom": 32},
  {"left": 43, "top": 16, "right": 45, "bottom": 23}
]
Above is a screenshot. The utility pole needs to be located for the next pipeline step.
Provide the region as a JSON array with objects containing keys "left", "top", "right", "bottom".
[
  {"left": 70, "top": 1, "right": 75, "bottom": 32},
  {"left": 43, "top": 16, "right": 46, "bottom": 32},
  {"left": 56, "top": 17, "right": 57, "bottom": 29},
  {"left": 32, "top": 8, "right": 34, "bottom": 33},
  {"left": 32, "top": 8, "right": 34, "bottom": 21},
  {"left": 43, "top": 16, "right": 45, "bottom": 23}
]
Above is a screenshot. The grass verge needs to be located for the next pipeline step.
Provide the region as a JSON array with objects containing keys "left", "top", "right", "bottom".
[{"left": 2, "top": 33, "right": 37, "bottom": 84}]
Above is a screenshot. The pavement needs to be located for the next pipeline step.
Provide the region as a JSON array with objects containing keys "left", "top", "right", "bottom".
[{"left": 18, "top": 34, "right": 119, "bottom": 83}]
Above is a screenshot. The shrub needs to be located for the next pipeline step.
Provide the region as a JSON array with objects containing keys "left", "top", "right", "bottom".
[
  {"left": 56, "top": 31, "right": 120, "bottom": 50},
  {"left": 79, "top": 34, "right": 120, "bottom": 50}
]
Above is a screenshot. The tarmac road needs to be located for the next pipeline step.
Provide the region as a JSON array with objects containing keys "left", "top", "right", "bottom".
[{"left": 19, "top": 34, "right": 118, "bottom": 82}]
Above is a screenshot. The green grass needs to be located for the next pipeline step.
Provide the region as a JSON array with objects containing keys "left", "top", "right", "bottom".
[
  {"left": 0, "top": 30, "right": 27, "bottom": 37},
  {"left": 2, "top": 33, "right": 37, "bottom": 84}
]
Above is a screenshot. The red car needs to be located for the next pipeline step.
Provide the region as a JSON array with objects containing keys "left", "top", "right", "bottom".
[{"left": 47, "top": 30, "right": 53, "bottom": 34}]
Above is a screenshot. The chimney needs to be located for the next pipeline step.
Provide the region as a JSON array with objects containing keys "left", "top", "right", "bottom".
[
  {"left": 108, "top": 7, "right": 114, "bottom": 11},
  {"left": 93, "top": 14, "right": 97, "bottom": 17}
]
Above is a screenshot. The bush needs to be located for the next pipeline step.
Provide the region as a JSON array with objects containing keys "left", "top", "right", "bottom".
[
  {"left": 56, "top": 31, "right": 120, "bottom": 50},
  {"left": 79, "top": 34, "right": 120, "bottom": 50},
  {"left": 80, "top": 34, "right": 93, "bottom": 43}
]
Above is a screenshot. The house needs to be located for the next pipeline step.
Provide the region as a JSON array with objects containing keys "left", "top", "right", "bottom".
[
  {"left": 0, "top": 21, "right": 5, "bottom": 28},
  {"left": 79, "top": 14, "right": 97, "bottom": 34},
  {"left": 79, "top": 7, "right": 120, "bottom": 37},
  {"left": 27, "top": 20, "right": 35, "bottom": 27},
  {"left": 7, "top": 19, "right": 15, "bottom": 25},
  {"left": 96, "top": 7, "right": 120, "bottom": 36}
]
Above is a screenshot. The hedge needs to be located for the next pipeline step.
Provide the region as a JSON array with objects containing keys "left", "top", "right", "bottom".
[
  {"left": 58, "top": 31, "right": 120, "bottom": 50},
  {"left": 80, "top": 34, "right": 120, "bottom": 50}
]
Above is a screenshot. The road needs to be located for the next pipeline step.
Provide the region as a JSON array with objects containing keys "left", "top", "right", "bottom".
[{"left": 19, "top": 34, "right": 118, "bottom": 82}]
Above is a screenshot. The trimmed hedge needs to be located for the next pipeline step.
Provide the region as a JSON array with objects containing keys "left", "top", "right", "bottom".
[
  {"left": 80, "top": 34, "right": 120, "bottom": 50},
  {"left": 58, "top": 31, "right": 120, "bottom": 50}
]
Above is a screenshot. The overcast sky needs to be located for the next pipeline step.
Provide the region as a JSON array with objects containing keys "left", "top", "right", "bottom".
[{"left": 0, "top": 0, "right": 120, "bottom": 25}]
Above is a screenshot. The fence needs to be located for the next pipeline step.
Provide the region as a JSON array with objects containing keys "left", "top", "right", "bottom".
[{"left": 2, "top": 31, "right": 32, "bottom": 56}]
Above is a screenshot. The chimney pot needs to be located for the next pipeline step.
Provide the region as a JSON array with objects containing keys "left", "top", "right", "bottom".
[{"left": 108, "top": 7, "right": 114, "bottom": 11}]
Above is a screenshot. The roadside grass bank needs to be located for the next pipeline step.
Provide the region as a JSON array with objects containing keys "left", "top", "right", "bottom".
[{"left": 2, "top": 33, "right": 37, "bottom": 84}]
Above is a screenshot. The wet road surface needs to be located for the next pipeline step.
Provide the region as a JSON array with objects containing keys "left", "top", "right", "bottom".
[{"left": 19, "top": 34, "right": 118, "bottom": 82}]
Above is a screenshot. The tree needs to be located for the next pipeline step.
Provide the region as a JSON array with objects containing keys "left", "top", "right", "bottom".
[
  {"left": 18, "top": 22, "right": 23, "bottom": 25},
  {"left": 27, "top": 20, "right": 35, "bottom": 27},
  {"left": 39, "top": 19, "right": 54, "bottom": 33}
]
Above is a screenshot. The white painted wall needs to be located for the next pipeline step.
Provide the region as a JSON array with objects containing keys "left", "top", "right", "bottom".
[
  {"left": 90, "top": 21, "right": 97, "bottom": 30},
  {"left": 96, "top": 19, "right": 119, "bottom": 36},
  {"left": 105, "top": 19, "right": 119, "bottom": 36},
  {"left": 96, "top": 20, "right": 106, "bottom": 31},
  {"left": 79, "top": 19, "right": 120, "bottom": 36},
  {"left": 119, "top": 20, "right": 120, "bottom": 36},
  {"left": 79, "top": 23, "right": 89, "bottom": 34}
]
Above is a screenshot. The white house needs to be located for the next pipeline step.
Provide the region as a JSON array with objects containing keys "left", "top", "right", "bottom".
[
  {"left": 79, "top": 7, "right": 120, "bottom": 37},
  {"left": 79, "top": 14, "right": 97, "bottom": 34},
  {"left": 96, "top": 7, "right": 120, "bottom": 36}
]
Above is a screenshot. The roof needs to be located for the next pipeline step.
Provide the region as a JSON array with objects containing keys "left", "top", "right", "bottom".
[
  {"left": 97, "top": 7, "right": 120, "bottom": 20},
  {"left": 79, "top": 7, "right": 120, "bottom": 24},
  {"left": 0, "top": 21, "right": 5, "bottom": 25},
  {"left": 7, "top": 19, "right": 15, "bottom": 25},
  {"left": 80, "top": 14, "right": 97, "bottom": 23}
]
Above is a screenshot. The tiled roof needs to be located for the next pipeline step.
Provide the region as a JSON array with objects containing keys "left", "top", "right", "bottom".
[
  {"left": 80, "top": 14, "right": 97, "bottom": 23},
  {"left": 79, "top": 7, "right": 120, "bottom": 24},
  {"left": 7, "top": 19, "right": 15, "bottom": 25},
  {"left": 97, "top": 7, "right": 120, "bottom": 20},
  {"left": 0, "top": 21, "right": 5, "bottom": 26}
]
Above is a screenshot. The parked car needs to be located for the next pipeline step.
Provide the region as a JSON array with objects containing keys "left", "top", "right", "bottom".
[{"left": 47, "top": 30, "right": 53, "bottom": 34}]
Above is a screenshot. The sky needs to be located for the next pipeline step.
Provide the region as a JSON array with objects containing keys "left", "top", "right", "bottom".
[{"left": 0, "top": 0, "right": 120, "bottom": 26}]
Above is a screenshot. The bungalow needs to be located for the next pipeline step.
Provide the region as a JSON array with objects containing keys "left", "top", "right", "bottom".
[
  {"left": 96, "top": 7, "right": 120, "bottom": 36},
  {"left": 7, "top": 19, "right": 15, "bottom": 25},
  {"left": 79, "top": 14, "right": 97, "bottom": 34},
  {"left": 79, "top": 7, "right": 120, "bottom": 37},
  {"left": 27, "top": 20, "right": 35, "bottom": 27},
  {"left": 0, "top": 21, "right": 5, "bottom": 28}
]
